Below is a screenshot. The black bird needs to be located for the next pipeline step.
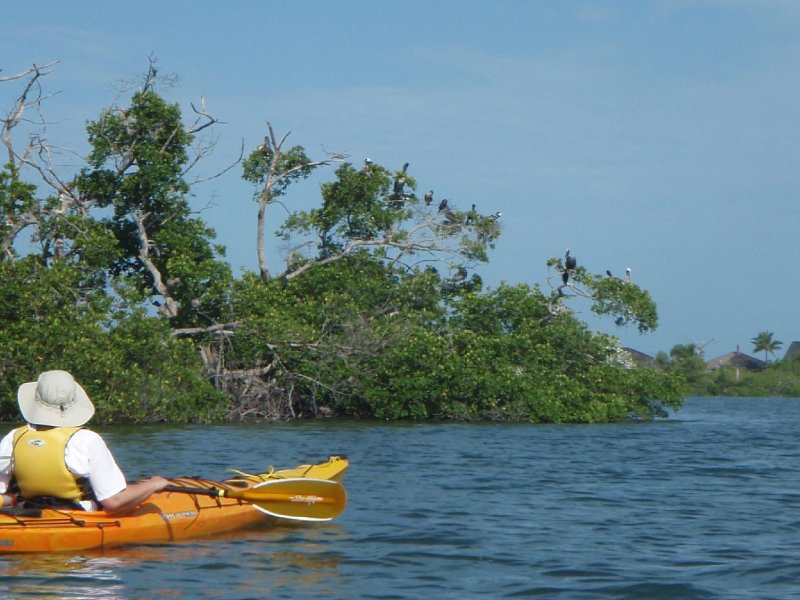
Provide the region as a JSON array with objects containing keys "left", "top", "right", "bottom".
[
  {"left": 565, "top": 249, "right": 577, "bottom": 271},
  {"left": 465, "top": 203, "right": 476, "bottom": 225},
  {"left": 424, "top": 190, "right": 434, "bottom": 206},
  {"left": 401, "top": 162, "right": 409, "bottom": 174},
  {"left": 393, "top": 176, "right": 405, "bottom": 197},
  {"left": 438, "top": 198, "right": 449, "bottom": 212},
  {"left": 562, "top": 249, "right": 577, "bottom": 286}
]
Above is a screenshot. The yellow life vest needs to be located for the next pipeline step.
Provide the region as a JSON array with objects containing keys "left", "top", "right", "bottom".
[{"left": 11, "top": 426, "right": 91, "bottom": 502}]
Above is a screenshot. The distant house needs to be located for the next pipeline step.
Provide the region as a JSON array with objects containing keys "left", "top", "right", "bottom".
[
  {"left": 622, "top": 347, "right": 657, "bottom": 368},
  {"left": 783, "top": 341, "right": 800, "bottom": 361},
  {"left": 706, "top": 346, "right": 767, "bottom": 373}
]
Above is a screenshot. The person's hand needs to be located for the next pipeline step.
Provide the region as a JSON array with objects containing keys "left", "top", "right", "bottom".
[{"left": 145, "top": 476, "right": 170, "bottom": 492}]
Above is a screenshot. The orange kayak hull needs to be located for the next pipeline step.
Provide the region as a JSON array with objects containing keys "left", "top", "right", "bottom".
[{"left": 0, "top": 455, "right": 348, "bottom": 553}]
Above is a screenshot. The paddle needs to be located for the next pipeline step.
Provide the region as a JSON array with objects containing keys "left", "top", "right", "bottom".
[{"left": 164, "top": 478, "right": 347, "bottom": 522}]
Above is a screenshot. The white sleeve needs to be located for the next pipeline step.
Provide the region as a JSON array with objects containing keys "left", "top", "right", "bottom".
[
  {"left": 65, "top": 429, "right": 127, "bottom": 502},
  {"left": 0, "top": 429, "right": 15, "bottom": 494}
]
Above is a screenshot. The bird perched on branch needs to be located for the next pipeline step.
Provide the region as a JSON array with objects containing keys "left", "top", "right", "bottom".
[
  {"left": 562, "top": 249, "right": 576, "bottom": 286},
  {"left": 424, "top": 190, "right": 434, "bottom": 206},
  {"left": 393, "top": 176, "right": 405, "bottom": 198},
  {"left": 565, "top": 249, "right": 576, "bottom": 271},
  {"left": 438, "top": 198, "right": 449, "bottom": 213},
  {"left": 606, "top": 268, "right": 632, "bottom": 284},
  {"left": 361, "top": 158, "right": 373, "bottom": 176},
  {"left": 465, "top": 204, "right": 477, "bottom": 225}
]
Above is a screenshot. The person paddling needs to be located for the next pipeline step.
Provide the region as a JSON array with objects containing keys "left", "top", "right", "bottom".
[{"left": 0, "top": 370, "right": 168, "bottom": 515}]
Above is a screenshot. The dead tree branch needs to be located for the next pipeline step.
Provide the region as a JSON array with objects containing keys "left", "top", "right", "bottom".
[
  {"left": 255, "top": 122, "right": 347, "bottom": 282},
  {"left": 170, "top": 322, "right": 242, "bottom": 337},
  {"left": 132, "top": 210, "right": 179, "bottom": 318}
]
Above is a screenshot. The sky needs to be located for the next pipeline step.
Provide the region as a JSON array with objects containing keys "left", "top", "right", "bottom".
[{"left": 3, "top": 0, "right": 799, "bottom": 360}]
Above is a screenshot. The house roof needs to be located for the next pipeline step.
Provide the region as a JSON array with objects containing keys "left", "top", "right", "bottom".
[
  {"left": 622, "top": 347, "right": 656, "bottom": 367},
  {"left": 784, "top": 341, "right": 800, "bottom": 361},
  {"left": 706, "top": 350, "right": 767, "bottom": 372}
]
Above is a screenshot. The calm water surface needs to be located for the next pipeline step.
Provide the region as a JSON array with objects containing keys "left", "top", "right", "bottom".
[{"left": 1, "top": 396, "right": 800, "bottom": 599}]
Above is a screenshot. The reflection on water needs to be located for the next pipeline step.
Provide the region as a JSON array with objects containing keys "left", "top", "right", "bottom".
[
  {"left": 0, "top": 523, "right": 346, "bottom": 599},
  {"left": 0, "top": 553, "right": 126, "bottom": 599}
]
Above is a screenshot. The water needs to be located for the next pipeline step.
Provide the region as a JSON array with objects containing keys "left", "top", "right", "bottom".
[{"left": 1, "top": 396, "right": 800, "bottom": 599}]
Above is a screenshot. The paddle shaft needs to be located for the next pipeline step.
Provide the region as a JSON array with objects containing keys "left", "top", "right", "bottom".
[{"left": 164, "top": 485, "right": 336, "bottom": 504}]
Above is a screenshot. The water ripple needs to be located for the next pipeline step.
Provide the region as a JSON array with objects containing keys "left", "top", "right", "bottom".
[{"left": 4, "top": 398, "right": 800, "bottom": 598}]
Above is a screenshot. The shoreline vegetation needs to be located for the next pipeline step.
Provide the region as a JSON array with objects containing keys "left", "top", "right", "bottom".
[
  {"left": 631, "top": 336, "right": 800, "bottom": 399},
  {"left": 0, "top": 62, "right": 689, "bottom": 424},
  {"left": 655, "top": 352, "right": 800, "bottom": 399}
]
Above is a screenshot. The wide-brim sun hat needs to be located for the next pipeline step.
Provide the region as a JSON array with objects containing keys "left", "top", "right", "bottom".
[{"left": 17, "top": 370, "right": 95, "bottom": 427}]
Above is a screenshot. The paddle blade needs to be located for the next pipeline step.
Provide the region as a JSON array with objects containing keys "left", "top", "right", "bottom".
[{"left": 237, "top": 478, "right": 347, "bottom": 522}]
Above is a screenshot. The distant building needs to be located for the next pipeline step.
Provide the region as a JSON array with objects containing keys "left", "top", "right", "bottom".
[
  {"left": 622, "top": 347, "right": 657, "bottom": 368},
  {"left": 783, "top": 341, "right": 800, "bottom": 361},
  {"left": 706, "top": 346, "right": 767, "bottom": 373}
]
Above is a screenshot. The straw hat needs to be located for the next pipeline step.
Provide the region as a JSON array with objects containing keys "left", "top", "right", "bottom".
[{"left": 17, "top": 370, "right": 95, "bottom": 427}]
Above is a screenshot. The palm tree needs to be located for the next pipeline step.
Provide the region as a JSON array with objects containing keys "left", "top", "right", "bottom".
[{"left": 751, "top": 331, "right": 782, "bottom": 362}]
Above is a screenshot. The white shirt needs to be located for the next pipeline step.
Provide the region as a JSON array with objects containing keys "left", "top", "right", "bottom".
[{"left": 0, "top": 426, "right": 127, "bottom": 508}]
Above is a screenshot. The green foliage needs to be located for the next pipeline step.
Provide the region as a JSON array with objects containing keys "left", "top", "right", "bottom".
[
  {"left": 278, "top": 160, "right": 498, "bottom": 272},
  {"left": 0, "top": 164, "right": 38, "bottom": 259},
  {"left": 0, "top": 258, "right": 225, "bottom": 423},
  {"left": 83, "top": 91, "right": 191, "bottom": 216},
  {"left": 667, "top": 343, "right": 709, "bottom": 386},
  {"left": 97, "top": 310, "right": 227, "bottom": 423},
  {"left": 656, "top": 341, "right": 800, "bottom": 398},
  {"left": 0, "top": 165, "right": 37, "bottom": 214},
  {"left": 587, "top": 275, "right": 658, "bottom": 333},
  {"left": 700, "top": 355, "right": 800, "bottom": 398},
  {"left": 751, "top": 331, "right": 782, "bottom": 362},
  {"left": 546, "top": 258, "right": 658, "bottom": 333},
  {"left": 242, "top": 144, "right": 315, "bottom": 199},
  {"left": 224, "top": 270, "right": 683, "bottom": 422},
  {"left": 76, "top": 88, "right": 232, "bottom": 327},
  {"left": 311, "top": 163, "right": 398, "bottom": 252},
  {"left": 222, "top": 257, "right": 447, "bottom": 418},
  {"left": 353, "top": 284, "right": 683, "bottom": 422}
]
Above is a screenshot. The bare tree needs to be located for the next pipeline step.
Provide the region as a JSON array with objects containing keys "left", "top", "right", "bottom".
[
  {"left": 247, "top": 123, "right": 347, "bottom": 282},
  {"left": 0, "top": 63, "right": 66, "bottom": 259}
]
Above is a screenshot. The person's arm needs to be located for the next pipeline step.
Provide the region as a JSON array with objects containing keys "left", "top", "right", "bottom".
[
  {"left": 67, "top": 430, "right": 169, "bottom": 515},
  {"left": 100, "top": 476, "right": 170, "bottom": 515},
  {"left": 0, "top": 430, "right": 17, "bottom": 494}
]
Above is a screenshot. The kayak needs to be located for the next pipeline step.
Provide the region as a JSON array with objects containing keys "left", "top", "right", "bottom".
[{"left": 0, "top": 455, "right": 348, "bottom": 553}]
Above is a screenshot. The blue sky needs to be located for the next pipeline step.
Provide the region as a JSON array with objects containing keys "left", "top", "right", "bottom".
[{"left": 4, "top": 1, "right": 799, "bottom": 359}]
